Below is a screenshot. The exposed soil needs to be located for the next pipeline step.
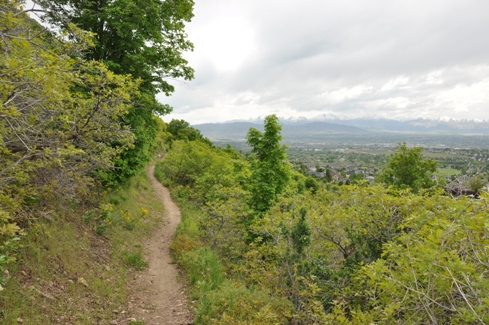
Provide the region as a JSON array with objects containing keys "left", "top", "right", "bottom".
[{"left": 125, "top": 164, "right": 192, "bottom": 324}]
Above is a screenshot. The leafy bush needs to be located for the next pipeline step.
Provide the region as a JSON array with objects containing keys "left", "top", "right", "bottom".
[
  {"left": 0, "top": 1, "right": 138, "bottom": 280},
  {"left": 161, "top": 117, "right": 489, "bottom": 323},
  {"left": 195, "top": 281, "right": 294, "bottom": 325},
  {"left": 354, "top": 194, "right": 489, "bottom": 324}
]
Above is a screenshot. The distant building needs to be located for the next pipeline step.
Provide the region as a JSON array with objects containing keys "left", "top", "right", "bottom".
[
  {"left": 445, "top": 175, "right": 479, "bottom": 197},
  {"left": 365, "top": 176, "right": 375, "bottom": 183}
]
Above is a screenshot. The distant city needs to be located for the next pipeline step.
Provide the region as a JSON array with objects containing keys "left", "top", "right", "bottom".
[{"left": 193, "top": 116, "right": 489, "bottom": 150}]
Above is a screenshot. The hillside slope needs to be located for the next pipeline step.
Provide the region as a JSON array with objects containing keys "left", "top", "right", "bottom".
[{"left": 0, "top": 167, "right": 190, "bottom": 324}]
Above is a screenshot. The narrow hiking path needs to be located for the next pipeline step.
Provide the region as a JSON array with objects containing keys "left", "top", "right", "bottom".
[{"left": 127, "top": 164, "right": 192, "bottom": 325}]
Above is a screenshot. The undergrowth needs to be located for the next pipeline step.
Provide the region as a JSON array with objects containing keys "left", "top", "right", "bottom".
[
  {"left": 0, "top": 168, "right": 161, "bottom": 324},
  {"left": 156, "top": 162, "right": 294, "bottom": 325}
]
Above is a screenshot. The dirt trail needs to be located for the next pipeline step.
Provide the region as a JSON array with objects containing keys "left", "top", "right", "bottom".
[{"left": 127, "top": 164, "right": 192, "bottom": 324}]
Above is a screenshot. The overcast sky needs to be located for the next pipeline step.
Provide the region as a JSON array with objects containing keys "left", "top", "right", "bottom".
[{"left": 159, "top": 0, "right": 489, "bottom": 124}]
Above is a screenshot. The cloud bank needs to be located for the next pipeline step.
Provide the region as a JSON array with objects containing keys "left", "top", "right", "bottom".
[{"left": 159, "top": 0, "right": 489, "bottom": 124}]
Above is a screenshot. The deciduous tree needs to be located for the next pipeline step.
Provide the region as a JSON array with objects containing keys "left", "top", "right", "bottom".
[
  {"left": 377, "top": 142, "right": 438, "bottom": 193},
  {"left": 246, "top": 115, "right": 291, "bottom": 214},
  {"left": 34, "top": 0, "right": 195, "bottom": 182}
]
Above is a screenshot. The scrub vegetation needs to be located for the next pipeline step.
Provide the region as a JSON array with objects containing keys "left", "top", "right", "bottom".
[
  {"left": 3, "top": 1, "right": 489, "bottom": 324},
  {"left": 158, "top": 115, "right": 489, "bottom": 324},
  {"left": 1, "top": 0, "right": 192, "bottom": 323}
]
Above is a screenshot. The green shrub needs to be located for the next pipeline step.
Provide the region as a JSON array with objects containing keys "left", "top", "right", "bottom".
[
  {"left": 195, "top": 281, "right": 294, "bottom": 325},
  {"left": 171, "top": 233, "right": 201, "bottom": 258}
]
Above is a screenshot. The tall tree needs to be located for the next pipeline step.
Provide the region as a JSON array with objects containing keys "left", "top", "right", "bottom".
[
  {"left": 325, "top": 167, "right": 333, "bottom": 182},
  {"left": 166, "top": 119, "right": 211, "bottom": 146},
  {"left": 35, "top": 0, "right": 195, "bottom": 182},
  {"left": 35, "top": 0, "right": 194, "bottom": 96},
  {"left": 377, "top": 142, "right": 438, "bottom": 193},
  {"left": 246, "top": 115, "right": 291, "bottom": 214}
]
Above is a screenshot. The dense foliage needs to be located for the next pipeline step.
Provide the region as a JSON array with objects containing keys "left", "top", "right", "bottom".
[
  {"left": 246, "top": 115, "right": 291, "bottom": 214},
  {"left": 376, "top": 142, "right": 438, "bottom": 193},
  {"left": 158, "top": 116, "right": 489, "bottom": 324},
  {"left": 35, "top": 0, "right": 195, "bottom": 182},
  {"left": 0, "top": 0, "right": 191, "bottom": 289}
]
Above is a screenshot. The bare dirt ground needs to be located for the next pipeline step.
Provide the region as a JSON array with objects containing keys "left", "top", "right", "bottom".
[{"left": 125, "top": 164, "right": 192, "bottom": 325}]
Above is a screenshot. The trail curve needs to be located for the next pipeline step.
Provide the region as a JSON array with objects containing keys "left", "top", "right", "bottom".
[{"left": 127, "top": 164, "right": 192, "bottom": 325}]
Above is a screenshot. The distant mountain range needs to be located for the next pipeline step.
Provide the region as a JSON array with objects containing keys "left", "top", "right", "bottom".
[
  {"left": 194, "top": 116, "right": 489, "bottom": 139},
  {"left": 291, "top": 115, "right": 489, "bottom": 133},
  {"left": 193, "top": 121, "right": 367, "bottom": 142}
]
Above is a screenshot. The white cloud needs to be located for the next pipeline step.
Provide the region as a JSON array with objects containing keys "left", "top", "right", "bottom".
[
  {"left": 162, "top": 0, "right": 489, "bottom": 124},
  {"left": 321, "top": 85, "right": 374, "bottom": 104},
  {"left": 381, "top": 77, "right": 410, "bottom": 92},
  {"left": 196, "top": 19, "right": 256, "bottom": 73},
  {"left": 425, "top": 71, "right": 444, "bottom": 85},
  {"left": 433, "top": 79, "right": 489, "bottom": 115},
  {"left": 371, "top": 97, "right": 413, "bottom": 110}
]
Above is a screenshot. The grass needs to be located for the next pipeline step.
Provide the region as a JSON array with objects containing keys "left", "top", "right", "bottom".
[
  {"left": 129, "top": 320, "right": 145, "bottom": 325},
  {"left": 155, "top": 162, "right": 294, "bottom": 325},
  {"left": 122, "top": 248, "right": 149, "bottom": 271},
  {"left": 436, "top": 168, "right": 461, "bottom": 177},
  {"left": 0, "top": 167, "right": 163, "bottom": 324},
  {"left": 167, "top": 195, "right": 295, "bottom": 325}
]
